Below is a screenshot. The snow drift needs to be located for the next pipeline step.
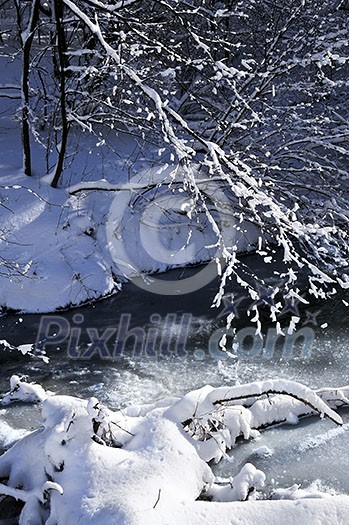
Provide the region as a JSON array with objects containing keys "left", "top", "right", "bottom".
[{"left": 1, "top": 376, "right": 349, "bottom": 524}]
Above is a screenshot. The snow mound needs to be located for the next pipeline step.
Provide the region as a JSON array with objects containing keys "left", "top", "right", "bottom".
[
  {"left": 1, "top": 375, "right": 52, "bottom": 405},
  {"left": 0, "top": 377, "right": 348, "bottom": 524}
]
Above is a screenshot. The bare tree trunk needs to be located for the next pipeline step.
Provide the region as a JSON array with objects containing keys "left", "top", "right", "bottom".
[
  {"left": 51, "top": 0, "right": 69, "bottom": 188},
  {"left": 21, "top": 0, "right": 40, "bottom": 176}
]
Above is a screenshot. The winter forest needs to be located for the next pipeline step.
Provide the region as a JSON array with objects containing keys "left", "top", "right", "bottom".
[{"left": 0, "top": 1, "right": 349, "bottom": 524}]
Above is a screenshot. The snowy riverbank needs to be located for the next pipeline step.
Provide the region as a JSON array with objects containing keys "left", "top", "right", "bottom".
[
  {"left": 0, "top": 166, "right": 259, "bottom": 313},
  {"left": 1, "top": 376, "right": 349, "bottom": 524}
]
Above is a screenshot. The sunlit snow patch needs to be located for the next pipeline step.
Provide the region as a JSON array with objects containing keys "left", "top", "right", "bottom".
[{"left": 0, "top": 377, "right": 348, "bottom": 524}]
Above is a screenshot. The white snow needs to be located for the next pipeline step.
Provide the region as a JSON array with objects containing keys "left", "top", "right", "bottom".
[
  {"left": 1, "top": 375, "right": 51, "bottom": 405},
  {"left": 0, "top": 164, "right": 259, "bottom": 312},
  {"left": 0, "top": 418, "right": 30, "bottom": 449},
  {"left": 0, "top": 376, "right": 348, "bottom": 524}
]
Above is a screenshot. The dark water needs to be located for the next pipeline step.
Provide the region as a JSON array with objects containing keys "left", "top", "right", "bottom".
[{"left": 0, "top": 261, "right": 349, "bottom": 519}]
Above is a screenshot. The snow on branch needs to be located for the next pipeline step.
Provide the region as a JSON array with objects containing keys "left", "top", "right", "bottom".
[
  {"left": 0, "top": 376, "right": 347, "bottom": 523},
  {"left": 165, "top": 379, "right": 343, "bottom": 464},
  {"left": 5, "top": 0, "right": 348, "bottom": 313}
]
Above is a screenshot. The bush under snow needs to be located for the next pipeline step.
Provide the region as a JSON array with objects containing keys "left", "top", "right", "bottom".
[{"left": 0, "top": 376, "right": 349, "bottom": 524}]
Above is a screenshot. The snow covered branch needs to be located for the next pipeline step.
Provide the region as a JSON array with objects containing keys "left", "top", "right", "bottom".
[{"left": 0, "top": 376, "right": 348, "bottom": 523}]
